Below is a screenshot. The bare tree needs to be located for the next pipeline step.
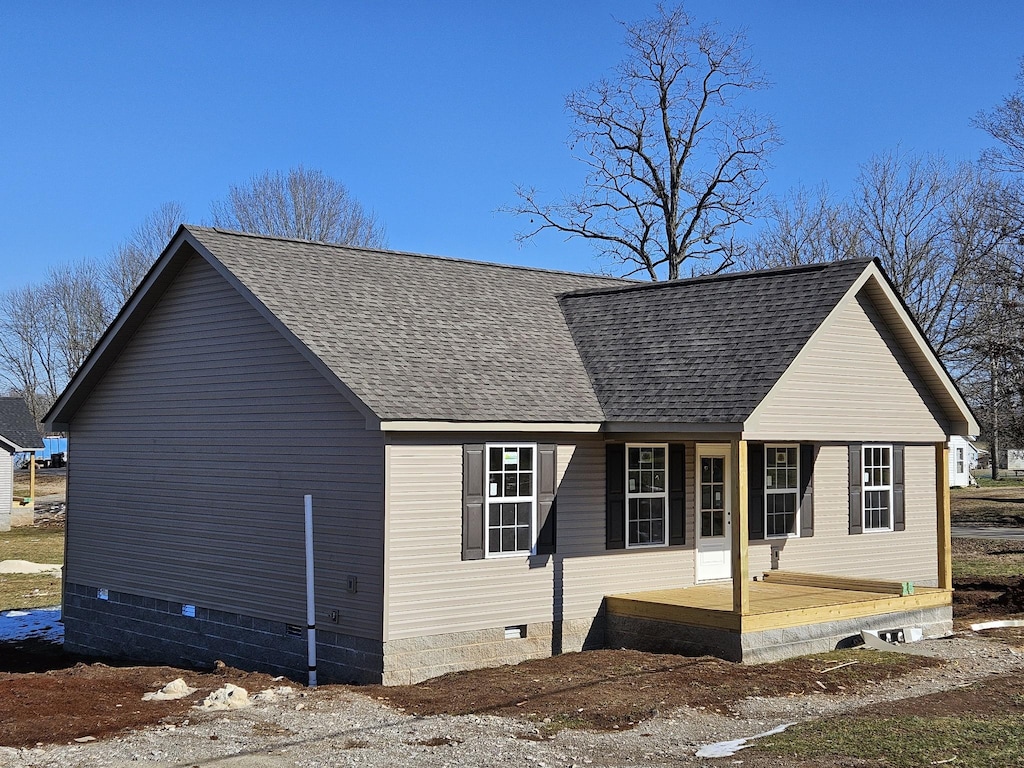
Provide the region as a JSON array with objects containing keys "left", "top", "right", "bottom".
[
  {"left": 45, "top": 260, "right": 112, "bottom": 384},
  {"left": 211, "top": 166, "right": 387, "bottom": 248},
  {"left": 106, "top": 202, "right": 185, "bottom": 307},
  {"left": 739, "top": 185, "right": 862, "bottom": 269},
  {"left": 0, "top": 285, "right": 58, "bottom": 423},
  {"left": 506, "top": 4, "right": 780, "bottom": 280},
  {"left": 743, "top": 151, "right": 1016, "bottom": 380},
  {"left": 974, "top": 57, "right": 1024, "bottom": 175}
]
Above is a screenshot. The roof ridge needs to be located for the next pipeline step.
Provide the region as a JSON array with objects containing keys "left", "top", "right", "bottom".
[
  {"left": 559, "top": 257, "right": 875, "bottom": 300},
  {"left": 187, "top": 225, "right": 635, "bottom": 285}
]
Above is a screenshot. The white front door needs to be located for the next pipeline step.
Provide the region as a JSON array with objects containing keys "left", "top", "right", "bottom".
[{"left": 696, "top": 444, "right": 732, "bottom": 582}]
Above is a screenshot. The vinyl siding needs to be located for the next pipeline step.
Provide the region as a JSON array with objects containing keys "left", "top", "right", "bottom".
[
  {"left": 385, "top": 435, "right": 696, "bottom": 642},
  {"left": 746, "top": 291, "right": 949, "bottom": 442},
  {"left": 749, "top": 444, "right": 939, "bottom": 585},
  {"left": 1, "top": 448, "right": 12, "bottom": 517},
  {"left": 66, "top": 255, "right": 385, "bottom": 638}
]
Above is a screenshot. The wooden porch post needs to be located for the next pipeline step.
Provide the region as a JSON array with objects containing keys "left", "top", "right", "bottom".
[
  {"left": 732, "top": 439, "right": 749, "bottom": 615},
  {"left": 936, "top": 441, "right": 952, "bottom": 590}
]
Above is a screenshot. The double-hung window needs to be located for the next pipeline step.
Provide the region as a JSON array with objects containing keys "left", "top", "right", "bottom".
[
  {"left": 862, "top": 444, "right": 893, "bottom": 531},
  {"left": 956, "top": 448, "right": 965, "bottom": 476},
  {"left": 626, "top": 444, "right": 668, "bottom": 547},
  {"left": 765, "top": 444, "right": 799, "bottom": 537},
  {"left": 485, "top": 444, "right": 536, "bottom": 556}
]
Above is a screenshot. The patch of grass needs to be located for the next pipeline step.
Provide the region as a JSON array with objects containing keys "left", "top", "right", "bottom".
[
  {"left": 952, "top": 537, "right": 1024, "bottom": 579},
  {"left": 974, "top": 475, "right": 1024, "bottom": 488},
  {"left": 757, "top": 715, "right": 1024, "bottom": 768},
  {"left": 0, "top": 527, "right": 64, "bottom": 564},
  {"left": 0, "top": 573, "right": 62, "bottom": 611},
  {"left": 954, "top": 553, "right": 1024, "bottom": 579}
]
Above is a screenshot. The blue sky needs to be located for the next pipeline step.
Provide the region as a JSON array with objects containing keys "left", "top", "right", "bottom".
[{"left": 1, "top": 1, "right": 1022, "bottom": 287}]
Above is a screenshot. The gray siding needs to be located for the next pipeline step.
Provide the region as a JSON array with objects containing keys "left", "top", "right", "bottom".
[
  {"left": 66, "top": 255, "right": 384, "bottom": 638},
  {"left": 746, "top": 291, "right": 949, "bottom": 442},
  {"left": 748, "top": 444, "right": 939, "bottom": 586}
]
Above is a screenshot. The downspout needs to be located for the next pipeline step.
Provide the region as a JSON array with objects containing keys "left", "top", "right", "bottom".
[{"left": 304, "top": 494, "right": 317, "bottom": 688}]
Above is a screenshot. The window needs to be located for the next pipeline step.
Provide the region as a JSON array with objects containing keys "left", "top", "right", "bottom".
[
  {"left": 956, "top": 447, "right": 964, "bottom": 475},
  {"left": 626, "top": 444, "right": 668, "bottom": 547},
  {"left": 862, "top": 444, "right": 893, "bottom": 531},
  {"left": 765, "top": 444, "right": 799, "bottom": 537},
  {"left": 486, "top": 444, "right": 536, "bottom": 556}
]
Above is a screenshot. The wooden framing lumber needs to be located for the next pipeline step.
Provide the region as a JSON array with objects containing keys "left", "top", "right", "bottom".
[
  {"left": 762, "top": 570, "right": 914, "bottom": 596},
  {"left": 936, "top": 442, "right": 953, "bottom": 590},
  {"left": 731, "top": 439, "right": 749, "bottom": 615}
]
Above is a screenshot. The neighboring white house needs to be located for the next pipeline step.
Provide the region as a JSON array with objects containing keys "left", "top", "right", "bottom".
[{"left": 949, "top": 435, "right": 979, "bottom": 487}]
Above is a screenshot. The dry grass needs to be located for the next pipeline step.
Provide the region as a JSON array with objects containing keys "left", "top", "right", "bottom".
[
  {"left": 951, "top": 485, "right": 1024, "bottom": 526},
  {"left": 0, "top": 526, "right": 64, "bottom": 611}
]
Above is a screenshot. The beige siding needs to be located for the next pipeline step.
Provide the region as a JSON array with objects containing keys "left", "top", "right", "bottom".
[
  {"left": 748, "top": 444, "right": 939, "bottom": 585},
  {"left": 746, "top": 292, "right": 948, "bottom": 442},
  {"left": 67, "top": 255, "right": 385, "bottom": 638},
  {"left": 1, "top": 449, "right": 12, "bottom": 529},
  {"left": 385, "top": 436, "right": 696, "bottom": 642}
]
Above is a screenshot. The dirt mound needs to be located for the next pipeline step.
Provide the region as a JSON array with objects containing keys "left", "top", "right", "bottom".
[{"left": 996, "top": 577, "right": 1024, "bottom": 612}]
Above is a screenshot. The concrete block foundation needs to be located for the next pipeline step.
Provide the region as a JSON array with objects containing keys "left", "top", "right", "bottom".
[
  {"left": 62, "top": 582, "right": 384, "bottom": 684},
  {"left": 607, "top": 605, "right": 953, "bottom": 663}
]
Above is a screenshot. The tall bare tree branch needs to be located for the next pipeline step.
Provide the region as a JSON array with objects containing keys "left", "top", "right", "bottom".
[{"left": 504, "top": 4, "right": 780, "bottom": 280}]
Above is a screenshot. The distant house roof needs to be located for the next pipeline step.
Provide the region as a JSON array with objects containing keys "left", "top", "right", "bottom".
[
  {"left": 45, "top": 225, "right": 978, "bottom": 434},
  {"left": 559, "top": 260, "right": 872, "bottom": 424},
  {"left": 0, "top": 397, "right": 43, "bottom": 451}
]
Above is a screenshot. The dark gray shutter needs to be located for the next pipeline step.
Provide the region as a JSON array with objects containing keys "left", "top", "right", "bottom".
[
  {"left": 849, "top": 444, "right": 863, "bottom": 535},
  {"left": 799, "top": 443, "right": 815, "bottom": 538},
  {"left": 748, "top": 443, "right": 765, "bottom": 541},
  {"left": 668, "top": 443, "right": 685, "bottom": 545},
  {"left": 892, "top": 443, "right": 906, "bottom": 531},
  {"left": 606, "top": 443, "right": 625, "bottom": 549},
  {"left": 536, "top": 444, "right": 557, "bottom": 554},
  {"left": 462, "top": 444, "right": 485, "bottom": 560}
]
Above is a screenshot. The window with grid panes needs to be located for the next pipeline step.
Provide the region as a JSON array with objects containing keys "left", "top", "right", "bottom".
[
  {"left": 626, "top": 445, "right": 668, "bottom": 546},
  {"left": 765, "top": 444, "right": 799, "bottom": 537},
  {"left": 862, "top": 444, "right": 892, "bottom": 531},
  {"left": 485, "top": 444, "right": 536, "bottom": 555}
]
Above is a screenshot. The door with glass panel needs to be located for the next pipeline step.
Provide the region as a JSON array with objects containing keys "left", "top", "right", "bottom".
[{"left": 696, "top": 444, "right": 732, "bottom": 581}]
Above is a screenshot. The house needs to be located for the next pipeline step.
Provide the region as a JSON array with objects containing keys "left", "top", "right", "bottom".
[
  {"left": 948, "top": 435, "right": 979, "bottom": 487},
  {"left": 45, "top": 226, "right": 978, "bottom": 684},
  {"left": 0, "top": 397, "right": 44, "bottom": 532}
]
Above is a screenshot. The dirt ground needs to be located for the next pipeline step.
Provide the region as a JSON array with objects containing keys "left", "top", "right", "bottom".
[
  {"left": 0, "top": 655, "right": 286, "bottom": 749},
  {"left": 12, "top": 468, "right": 66, "bottom": 498}
]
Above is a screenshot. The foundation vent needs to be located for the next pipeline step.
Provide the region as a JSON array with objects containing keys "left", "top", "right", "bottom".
[{"left": 504, "top": 625, "right": 527, "bottom": 640}]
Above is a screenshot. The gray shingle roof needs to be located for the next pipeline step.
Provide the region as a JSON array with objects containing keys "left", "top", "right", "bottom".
[
  {"left": 0, "top": 397, "right": 43, "bottom": 450},
  {"left": 188, "top": 227, "right": 632, "bottom": 422},
  {"left": 559, "top": 260, "right": 872, "bottom": 423}
]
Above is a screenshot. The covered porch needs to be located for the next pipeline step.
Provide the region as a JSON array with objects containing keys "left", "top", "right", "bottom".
[{"left": 604, "top": 440, "right": 956, "bottom": 662}]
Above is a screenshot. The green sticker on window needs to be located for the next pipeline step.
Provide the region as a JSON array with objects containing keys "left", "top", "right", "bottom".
[{"left": 504, "top": 451, "right": 517, "bottom": 465}]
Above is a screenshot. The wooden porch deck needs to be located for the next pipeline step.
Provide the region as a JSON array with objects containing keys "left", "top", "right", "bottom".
[{"left": 606, "top": 578, "right": 951, "bottom": 634}]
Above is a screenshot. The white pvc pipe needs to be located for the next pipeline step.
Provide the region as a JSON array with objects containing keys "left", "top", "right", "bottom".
[{"left": 304, "top": 494, "right": 317, "bottom": 688}]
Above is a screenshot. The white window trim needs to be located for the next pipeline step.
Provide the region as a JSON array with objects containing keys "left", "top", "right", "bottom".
[
  {"left": 862, "top": 443, "right": 894, "bottom": 533},
  {"left": 625, "top": 443, "right": 670, "bottom": 549},
  {"left": 765, "top": 443, "right": 800, "bottom": 539},
  {"left": 484, "top": 442, "right": 538, "bottom": 558},
  {"left": 956, "top": 447, "right": 965, "bottom": 475}
]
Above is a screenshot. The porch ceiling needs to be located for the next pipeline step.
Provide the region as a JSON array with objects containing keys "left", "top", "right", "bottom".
[{"left": 606, "top": 581, "right": 950, "bottom": 633}]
